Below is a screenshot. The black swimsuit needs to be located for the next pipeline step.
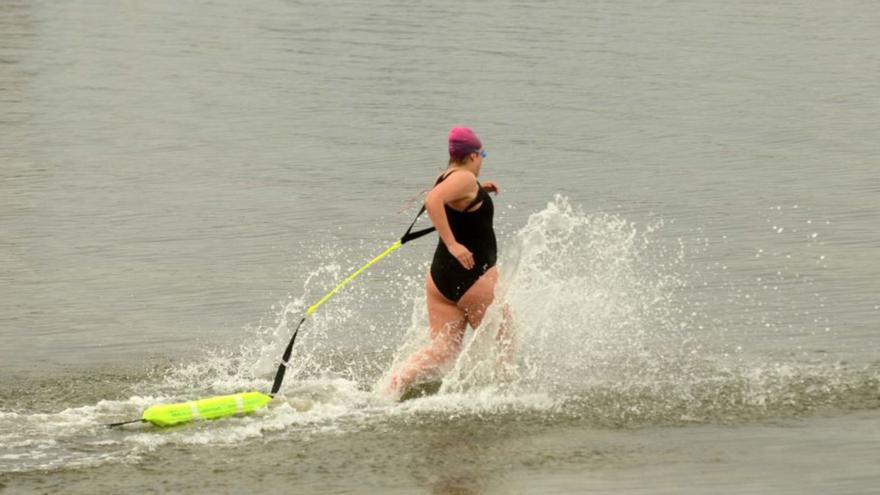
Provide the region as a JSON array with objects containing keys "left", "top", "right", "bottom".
[{"left": 429, "top": 172, "right": 497, "bottom": 302}]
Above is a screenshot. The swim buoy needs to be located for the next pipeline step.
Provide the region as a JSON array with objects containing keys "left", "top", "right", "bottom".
[{"left": 141, "top": 392, "right": 272, "bottom": 427}]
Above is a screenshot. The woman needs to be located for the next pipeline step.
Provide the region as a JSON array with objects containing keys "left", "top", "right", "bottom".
[{"left": 385, "top": 127, "right": 512, "bottom": 400}]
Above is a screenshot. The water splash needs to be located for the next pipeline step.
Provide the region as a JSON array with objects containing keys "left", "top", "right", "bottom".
[
  {"left": 59, "top": 198, "right": 880, "bottom": 424},
  {"left": 2, "top": 197, "right": 877, "bottom": 475},
  {"left": 379, "top": 196, "right": 878, "bottom": 424},
  {"left": 380, "top": 196, "right": 693, "bottom": 398}
]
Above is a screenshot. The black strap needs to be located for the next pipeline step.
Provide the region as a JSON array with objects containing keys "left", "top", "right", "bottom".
[
  {"left": 400, "top": 204, "right": 434, "bottom": 244},
  {"left": 269, "top": 316, "right": 307, "bottom": 397}
]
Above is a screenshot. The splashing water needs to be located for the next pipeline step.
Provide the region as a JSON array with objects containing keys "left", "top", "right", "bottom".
[
  {"left": 463, "top": 196, "right": 693, "bottom": 393},
  {"left": 375, "top": 196, "right": 877, "bottom": 425},
  {"left": 2, "top": 197, "right": 877, "bottom": 475},
  {"left": 127, "top": 194, "right": 708, "bottom": 425},
  {"left": 159, "top": 195, "right": 877, "bottom": 424}
]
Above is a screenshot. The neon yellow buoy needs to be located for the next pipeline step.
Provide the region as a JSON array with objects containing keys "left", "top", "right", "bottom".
[{"left": 141, "top": 391, "right": 272, "bottom": 427}]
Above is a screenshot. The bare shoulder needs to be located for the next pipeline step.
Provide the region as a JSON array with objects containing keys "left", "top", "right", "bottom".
[
  {"left": 440, "top": 170, "right": 478, "bottom": 189},
  {"left": 429, "top": 170, "right": 478, "bottom": 204}
]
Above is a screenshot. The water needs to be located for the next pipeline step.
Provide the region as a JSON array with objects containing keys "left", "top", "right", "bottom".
[{"left": 2, "top": 0, "right": 879, "bottom": 493}]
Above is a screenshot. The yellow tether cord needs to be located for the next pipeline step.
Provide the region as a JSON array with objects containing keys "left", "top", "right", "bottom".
[{"left": 305, "top": 240, "right": 404, "bottom": 316}]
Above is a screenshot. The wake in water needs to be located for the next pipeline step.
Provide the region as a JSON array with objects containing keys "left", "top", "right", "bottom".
[{"left": 2, "top": 196, "right": 877, "bottom": 474}]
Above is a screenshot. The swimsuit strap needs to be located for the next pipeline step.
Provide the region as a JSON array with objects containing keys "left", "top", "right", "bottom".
[
  {"left": 437, "top": 170, "right": 484, "bottom": 211},
  {"left": 435, "top": 169, "right": 458, "bottom": 185},
  {"left": 461, "top": 181, "right": 484, "bottom": 213}
]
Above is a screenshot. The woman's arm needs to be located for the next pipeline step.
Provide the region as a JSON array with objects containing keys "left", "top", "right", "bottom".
[{"left": 425, "top": 172, "right": 479, "bottom": 270}]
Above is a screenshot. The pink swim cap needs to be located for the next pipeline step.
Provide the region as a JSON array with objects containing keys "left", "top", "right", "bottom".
[{"left": 448, "top": 127, "right": 482, "bottom": 160}]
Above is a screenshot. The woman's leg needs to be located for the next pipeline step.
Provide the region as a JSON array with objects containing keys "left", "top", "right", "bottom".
[
  {"left": 457, "top": 267, "right": 498, "bottom": 328},
  {"left": 385, "top": 273, "right": 467, "bottom": 398},
  {"left": 458, "top": 267, "right": 515, "bottom": 374}
]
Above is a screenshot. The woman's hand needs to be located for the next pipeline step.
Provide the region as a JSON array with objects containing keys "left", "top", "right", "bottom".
[
  {"left": 481, "top": 181, "right": 500, "bottom": 195},
  {"left": 448, "top": 242, "right": 475, "bottom": 270}
]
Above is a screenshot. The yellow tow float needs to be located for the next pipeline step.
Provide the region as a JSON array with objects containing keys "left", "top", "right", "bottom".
[{"left": 140, "top": 392, "right": 273, "bottom": 427}]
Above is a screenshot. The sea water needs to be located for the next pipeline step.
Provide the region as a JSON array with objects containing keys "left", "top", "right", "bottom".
[{"left": 1, "top": 0, "right": 878, "bottom": 493}]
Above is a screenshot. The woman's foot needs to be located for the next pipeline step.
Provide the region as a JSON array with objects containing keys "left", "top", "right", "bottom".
[{"left": 382, "top": 374, "right": 405, "bottom": 402}]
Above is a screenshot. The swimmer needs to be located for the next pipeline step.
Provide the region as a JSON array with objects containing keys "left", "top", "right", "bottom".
[{"left": 385, "top": 127, "right": 513, "bottom": 400}]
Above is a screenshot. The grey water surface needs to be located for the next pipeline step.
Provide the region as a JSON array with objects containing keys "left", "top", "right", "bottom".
[{"left": 1, "top": 0, "right": 878, "bottom": 493}]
